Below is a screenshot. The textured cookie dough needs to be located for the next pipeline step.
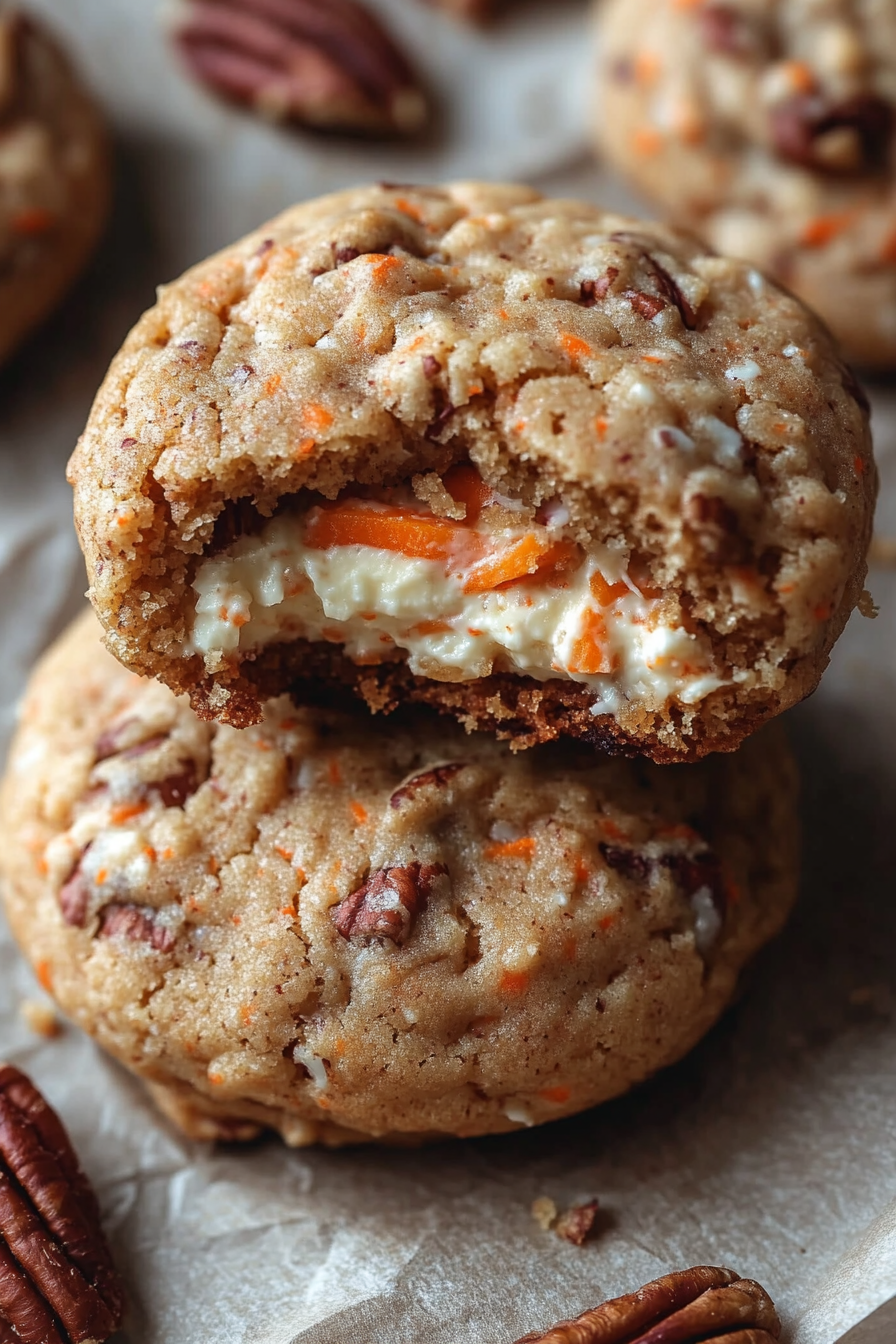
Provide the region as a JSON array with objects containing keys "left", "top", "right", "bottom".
[
  {"left": 69, "top": 182, "right": 874, "bottom": 762},
  {"left": 0, "top": 613, "right": 799, "bottom": 1145},
  {"left": 0, "top": 7, "right": 109, "bottom": 365},
  {"left": 595, "top": 0, "right": 896, "bottom": 369}
]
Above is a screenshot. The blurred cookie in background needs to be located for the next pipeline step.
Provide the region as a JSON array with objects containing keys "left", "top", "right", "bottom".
[
  {"left": 0, "top": 6, "right": 109, "bottom": 367},
  {"left": 594, "top": 0, "right": 896, "bottom": 369},
  {"left": 168, "top": 0, "right": 428, "bottom": 136}
]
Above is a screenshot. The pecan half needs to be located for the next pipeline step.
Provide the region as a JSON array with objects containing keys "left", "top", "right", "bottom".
[
  {"left": 515, "top": 1265, "right": 780, "bottom": 1344},
  {"left": 331, "top": 862, "right": 446, "bottom": 944},
  {"left": 0, "top": 1064, "right": 125, "bottom": 1343},
  {"left": 172, "top": 0, "right": 428, "bottom": 135},
  {"left": 389, "top": 762, "right": 466, "bottom": 808},
  {"left": 99, "top": 903, "right": 176, "bottom": 954},
  {"left": 770, "top": 92, "right": 894, "bottom": 174}
]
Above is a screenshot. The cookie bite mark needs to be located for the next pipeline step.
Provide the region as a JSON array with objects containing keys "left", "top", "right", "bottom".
[
  {"left": 69, "top": 185, "right": 874, "bottom": 760},
  {"left": 185, "top": 469, "right": 726, "bottom": 734}
]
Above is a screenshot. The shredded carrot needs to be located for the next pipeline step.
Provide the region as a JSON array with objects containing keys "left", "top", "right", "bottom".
[
  {"left": 12, "top": 207, "right": 54, "bottom": 236},
  {"left": 601, "top": 819, "right": 629, "bottom": 842},
  {"left": 294, "top": 438, "right": 315, "bottom": 459},
  {"left": 231, "top": 914, "right": 241, "bottom": 926},
  {"left": 498, "top": 308, "right": 509, "bottom": 320},
  {"left": 394, "top": 197, "right": 424, "bottom": 222},
  {"left": 304, "top": 500, "right": 479, "bottom": 565},
  {"left": 654, "top": 823, "right": 700, "bottom": 842},
  {"left": 780, "top": 59, "right": 815, "bottom": 95},
  {"left": 467, "top": 627, "right": 483, "bottom": 637},
  {"left": 350, "top": 801, "right": 369, "bottom": 826},
  {"left": 36, "top": 855, "right": 48, "bottom": 877},
  {"left": 94, "top": 868, "right": 108, "bottom": 885},
  {"left": 814, "top": 602, "right": 833, "bottom": 620},
  {"left": 800, "top": 210, "right": 857, "bottom": 249},
  {"left": 634, "top": 51, "right": 661, "bottom": 85},
  {"left": 411, "top": 619, "right": 454, "bottom": 636},
  {"left": 208, "top": 1072, "right": 224, "bottom": 1086},
  {"left": 463, "top": 533, "right": 547, "bottom": 594},
  {"left": 568, "top": 608, "right": 614, "bottom": 676},
  {"left": 854, "top": 454, "right": 866, "bottom": 476},
  {"left": 599, "top": 915, "right": 615, "bottom": 932},
  {"left": 241, "top": 1004, "right": 255, "bottom": 1027},
  {"left": 485, "top": 837, "right": 536, "bottom": 861},
  {"left": 328, "top": 759, "right": 343, "bottom": 786},
  {"left": 366, "top": 253, "right": 403, "bottom": 284},
  {"left": 206, "top": 855, "right": 218, "bottom": 874},
  {"left": 36, "top": 960, "right": 52, "bottom": 993},
  {"left": 574, "top": 855, "right": 590, "bottom": 885},
  {"left": 633, "top": 126, "right": 663, "bottom": 156},
  {"left": 275, "top": 846, "right": 294, "bottom": 863},
  {"left": 264, "top": 374, "right": 282, "bottom": 396},
  {"left": 302, "top": 402, "right": 333, "bottom": 433},
  {"left": 333, "top": 1038, "right": 346, "bottom": 1058},
  {"left": 539, "top": 1085, "right": 571, "bottom": 1105},
  {"left": 500, "top": 969, "right": 530, "bottom": 995},
  {"left": 560, "top": 331, "right": 593, "bottom": 361},
  {"left": 143, "top": 846, "right": 157, "bottom": 863},
  {"left": 442, "top": 463, "right": 493, "bottom": 522},
  {"left": 590, "top": 571, "right": 629, "bottom": 606}
]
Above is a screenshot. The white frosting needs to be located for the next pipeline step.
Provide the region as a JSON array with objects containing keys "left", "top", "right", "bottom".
[{"left": 186, "top": 507, "right": 725, "bottom": 713}]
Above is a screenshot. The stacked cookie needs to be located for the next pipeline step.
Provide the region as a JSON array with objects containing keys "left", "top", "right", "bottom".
[
  {"left": 594, "top": 0, "right": 896, "bottom": 370},
  {"left": 0, "top": 184, "right": 875, "bottom": 1145}
]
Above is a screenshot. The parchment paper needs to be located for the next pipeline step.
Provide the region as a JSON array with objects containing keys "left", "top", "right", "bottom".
[{"left": 0, "top": 3, "right": 894, "bottom": 1341}]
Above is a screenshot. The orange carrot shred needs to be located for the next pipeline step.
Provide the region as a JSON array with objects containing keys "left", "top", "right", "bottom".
[
  {"left": 560, "top": 332, "right": 593, "bottom": 361},
  {"left": 500, "top": 970, "right": 530, "bottom": 995},
  {"left": 350, "top": 801, "right": 369, "bottom": 825},
  {"left": 590, "top": 571, "right": 629, "bottom": 606},
  {"left": 539, "top": 1085, "right": 571, "bottom": 1104},
  {"left": 36, "top": 960, "right": 53, "bottom": 993},
  {"left": 442, "top": 463, "right": 492, "bottom": 523},
  {"left": 265, "top": 374, "right": 282, "bottom": 396},
  {"left": 485, "top": 837, "right": 536, "bottom": 861},
  {"left": 568, "top": 608, "right": 614, "bottom": 676}
]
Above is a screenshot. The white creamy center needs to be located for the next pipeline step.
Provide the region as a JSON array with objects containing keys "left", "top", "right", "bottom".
[{"left": 186, "top": 505, "right": 725, "bottom": 714}]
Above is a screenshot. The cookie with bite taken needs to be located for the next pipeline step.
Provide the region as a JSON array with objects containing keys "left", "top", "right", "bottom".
[
  {"left": 0, "top": 611, "right": 799, "bottom": 1145},
  {"left": 68, "top": 183, "right": 875, "bottom": 762}
]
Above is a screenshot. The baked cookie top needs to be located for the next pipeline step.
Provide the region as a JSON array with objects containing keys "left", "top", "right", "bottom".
[
  {"left": 596, "top": 0, "right": 896, "bottom": 366},
  {"left": 0, "top": 7, "right": 108, "bottom": 362},
  {"left": 69, "top": 182, "right": 875, "bottom": 761},
  {"left": 0, "top": 613, "right": 799, "bottom": 1145}
]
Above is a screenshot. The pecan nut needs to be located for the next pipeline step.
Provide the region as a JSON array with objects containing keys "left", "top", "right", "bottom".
[
  {"left": 770, "top": 92, "right": 894, "bottom": 174},
  {"left": 171, "top": 0, "right": 428, "bottom": 135},
  {"left": 515, "top": 1265, "right": 780, "bottom": 1344},
  {"left": 389, "top": 762, "right": 466, "bottom": 808},
  {"left": 332, "top": 862, "right": 446, "bottom": 944},
  {"left": 0, "top": 1064, "right": 125, "bottom": 1344}
]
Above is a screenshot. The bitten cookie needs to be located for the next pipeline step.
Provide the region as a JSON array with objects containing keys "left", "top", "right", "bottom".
[
  {"left": 595, "top": 0, "right": 896, "bottom": 369},
  {"left": 0, "top": 612, "right": 799, "bottom": 1146},
  {"left": 0, "top": 7, "right": 109, "bottom": 365},
  {"left": 68, "top": 183, "right": 874, "bottom": 762}
]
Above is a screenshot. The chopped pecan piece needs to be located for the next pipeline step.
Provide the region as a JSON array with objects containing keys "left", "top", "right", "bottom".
[
  {"left": 770, "top": 92, "right": 894, "bottom": 174},
  {"left": 331, "top": 862, "right": 446, "bottom": 944},
  {"left": 579, "top": 268, "right": 619, "bottom": 307},
  {"left": 625, "top": 290, "right": 666, "bottom": 321},
  {"left": 389, "top": 762, "right": 465, "bottom": 808},
  {"left": 59, "top": 858, "right": 91, "bottom": 929},
  {"left": 685, "top": 493, "right": 747, "bottom": 563},
  {"left": 99, "top": 903, "right": 176, "bottom": 954},
  {"left": 172, "top": 0, "right": 428, "bottom": 136},
  {"left": 599, "top": 844, "right": 650, "bottom": 882},
  {"left": 515, "top": 1265, "right": 780, "bottom": 1344},
  {"left": 0, "top": 1064, "right": 125, "bottom": 1343},
  {"left": 554, "top": 1199, "right": 600, "bottom": 1247}
]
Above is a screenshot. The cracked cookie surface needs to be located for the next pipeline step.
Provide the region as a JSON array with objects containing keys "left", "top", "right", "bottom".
[
  {"left": 595, "top": 0, "right": 896, "bottom": 368},
  {"left": 0, "top": 612, "right": 799, "bottom": 1145},
  {"left": 68, "top": 182, "right": 874, "bottom": 761},
  {"left": 0, "top": 7, "right": 109, "bottom": 365}
]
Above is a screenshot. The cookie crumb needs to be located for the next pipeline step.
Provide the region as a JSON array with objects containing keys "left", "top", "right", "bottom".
[
  {"left": 531, "top": 1196, "right": 558, "bottom": 1231},
  {"left": 857, "top": 589, "right": 879, "bottom": 619},
  {"left": 20, "top": 999, "right": 61, "bottom": 1038},
  {"left": 554, "top": 1199, "right": 600, "bottom": 1247}
]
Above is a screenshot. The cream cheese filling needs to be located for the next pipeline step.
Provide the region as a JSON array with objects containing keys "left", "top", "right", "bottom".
[{"left": 186, "top": 502, "right": 725, "bottom": 714}]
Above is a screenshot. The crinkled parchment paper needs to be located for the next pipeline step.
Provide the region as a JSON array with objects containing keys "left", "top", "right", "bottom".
[{"left": 0, "top": 2, "right": 894, "bottom": 1340}]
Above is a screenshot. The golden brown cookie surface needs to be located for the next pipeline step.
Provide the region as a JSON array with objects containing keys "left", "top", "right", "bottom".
[
  {"left": 68, "top": 183, "right": 874, "bottom": 761},
  {"left": 0, "top": 612, "right": 799, "bottom": 1145}
]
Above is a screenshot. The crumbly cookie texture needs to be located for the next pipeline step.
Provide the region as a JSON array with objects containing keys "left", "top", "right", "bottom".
[
  {"left": 68, "top": 182, "right": 874, "bottom": 762},
  {"left": 0, "top": 7, "right": 109, "bottom": 365},
  {"left": 595, "top": 0, "right": 896, "bottom": 369},
  {"left": 0, "top": 612, "right": 799, "bottom": 1146}
]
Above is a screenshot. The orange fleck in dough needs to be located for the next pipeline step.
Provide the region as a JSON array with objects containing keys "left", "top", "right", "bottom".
[
  {"left": 500, "top": 970, "right": 530, "bottom": 995},
  {"left": 394, "top": 198, "right": 424, "bottom": 223},
  {"left": 485, "top": 837, "right": 536, "bottom": 861},
  {"left": 560, "top": 331, "right": 593, "bottom": 361},
  {"left": 568, "top": 609, "right": 614, "bottom": 676},
  {"left": 367, "top": 254, "right": 403, "bottom": 284},
  {"left": 265, "top": 374, "right": 282, "bottom": 396},
  {"left": 36, "top": 960, "right": 53, "bottom": 993},
  {"left": 350, "top": 801, "right": 369, "bottom": 825},
  {"left": 302, "top": 403, "right": 333, "bottom": 433},
  {"left": 539, "top": 1085, "right": 571, "bottom": 1104},
  {"left": 590, "top": 572, "right": 630, "bottom": 606},
  {"left": 12, "top": 207, "right": 54, "bottom": 236},
  {"left": 633, "top": 126, "right": 663, "bottom": 156}
]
